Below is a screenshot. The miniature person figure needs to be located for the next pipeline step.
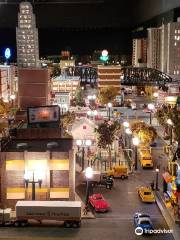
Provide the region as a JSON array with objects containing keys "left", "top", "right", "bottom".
[{"left": 150, "top": 181, "right": 154, "bottom": 190}]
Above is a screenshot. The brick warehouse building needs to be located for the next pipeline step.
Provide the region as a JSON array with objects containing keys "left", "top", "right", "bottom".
[
  {"left": 0, "top": 107, "right": 75, "bottom": 209},
  {"left": 97, "top": 65, "right": 121, "bottom": 93}
]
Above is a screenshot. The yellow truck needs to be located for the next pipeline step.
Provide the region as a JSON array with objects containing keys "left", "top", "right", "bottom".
[
  {"left": 106, "top": 166, "right": 128, "bottom": 179},
  {"left": 139, "top": 149, "right": 153, "bottom": 168}
]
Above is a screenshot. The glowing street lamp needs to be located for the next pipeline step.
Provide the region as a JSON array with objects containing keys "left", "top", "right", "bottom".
[
  {"left": 155, "top": 168, "right": 160, "bottom": 191},
  {"left": 125, "top": 128, "right": 132, "bottom": 149},
  {"left": 148, "top": 103, "right": 155, "bottom": 125},
  {"left": 153, "top": 92, "right": 159, "bottom": 98},
  {"left": 132, "top": 137, "right": 140, "bottom": 170},
  {"left": 167, "top": 119, "right": 173, "bottom": 145},
  {"left": 107, "top": 102, "right": 112, "bottom": 120},
  {"left": 123, "top": 121, "right": 130, "bottom": 128},
  {"left": 76, "top": 139, "right": 92, "bottom": 171},
  {"left": 84, "top": 167, "right": 93, "bottom": 205}
]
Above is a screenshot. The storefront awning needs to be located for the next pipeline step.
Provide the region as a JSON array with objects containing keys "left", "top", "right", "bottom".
[{"left": 162, "top": 172, "right": 172, "bottom": 183}]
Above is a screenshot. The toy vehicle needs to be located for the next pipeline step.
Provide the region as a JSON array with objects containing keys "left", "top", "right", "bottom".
[
  {"left": 99, "top": 176, "right": 114, "bottom": 189},
  {"left": 106, "top": 166, "right": 128, "bottom": 179},
  {"left": 138, "top": 187, "right": 155, "bottom": 203},
  {"left": 130, "top": 102, "right": 137, "bottom": 110},
  {"left": 149, "top": 142, "right": 157, "bottom": 147},
  {"left": 0, "top": 201, "right": 81, "bottom": 228},
  {"left": 89, "top": 194, "right": 109, "bottom": 212},
  {"left": 134, "top": 212, "right": 153, "bottom": 234},
  {"left": 139, "top": 149, "right": 153, "bottom": 168},
  {"left": 82, "top": 171, "right": 113, "bottom": 189}
]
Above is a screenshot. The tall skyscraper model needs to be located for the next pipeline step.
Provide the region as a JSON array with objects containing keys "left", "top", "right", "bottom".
[{"left": 16, "top": 1, "right": 39, "bottom": 68}]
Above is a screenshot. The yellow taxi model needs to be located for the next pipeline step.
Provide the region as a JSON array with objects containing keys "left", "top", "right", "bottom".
[
  {"left": 138, "top": 186, "right": 155, "bottom": 203},
  {"left": 106, "top": 166, "right": 128, "bottom": 179},
  {"left": 139, "top": 149, "right": 153, "bottom": 168}
]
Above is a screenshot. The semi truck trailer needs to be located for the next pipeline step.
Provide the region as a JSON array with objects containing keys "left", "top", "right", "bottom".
[{"left": 0, "top": 201, "right": 81, "bottom": 228}]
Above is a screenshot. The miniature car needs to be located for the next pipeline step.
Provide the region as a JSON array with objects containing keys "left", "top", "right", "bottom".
[
  {"left": 89, "top": 194, "right": 109, "bottom": 212},
  {"left": 138, "top": 186, "right": 155, "bottom": 203},
  {"left": 149, "top": 142, "right": 157, "bottom": 147},
  {"left": 106, "top": 165, "right": 128, "bottom": 179},
  {"left": 99, "top": 176, "right": 114, "bottom": 189},
  {"left": 134, "top": 212, "right": 153, "bottom": 233}
]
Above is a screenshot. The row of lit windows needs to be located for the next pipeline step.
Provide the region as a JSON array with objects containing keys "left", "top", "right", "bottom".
[
  {"left": 20, "top": 5, "right": 30, "bottom": 10},
  {"left": 174, "top": 30, "right": 180, "bottom": 34},
  {"left": 173, "top": 70, "right": 180, "bottom": 75},
  {"left": 20, "top": 15, "right": 31, "bottom": 20},
  {"left": 19, "top": 24, "right": 32, "bottom": 29},
  {"left": 20, "top": 19, "right": 32, "bottom": 24},
  {"left": 174, "top": 35, "right": 180, "bottom": 40},
  {"left": 19, "top": 30, "right": 34, "bottom": 34},
  {"left": 20, "top": 10, "right": 30, "bottom": 15}
]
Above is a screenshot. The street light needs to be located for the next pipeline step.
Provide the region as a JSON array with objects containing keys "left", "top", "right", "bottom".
[
  {"left": 125, "top": 128, "right": 132, "bottom": 149},
  {"left": 123, "top": 121, "right": 130, "bottom": 128},
  {"left": 24, "top": 171, "right": 42, "bottom": 200},
  {"left": 107, "top": 102, "right": 112, "bottom": 120},
  {"left": 87, "top": 110, "right": 98, "bottom": 120},
  {"left": 84, "top": 167, "right": 93, "bottom": 206},
  {"left": 167, "top": 118, "right": 173, "bottom": 145},
  {"left": 132, "top": 137, "right": 140, "bottom": 170},
  {"left": 148, "top": 103, "right": 155, "bottom": 125},
  {"left": 76, "top": 139, "right": 92, "bottom": 171},
  {"left": 153, "top": 92, "right": 159, "bottom": 98},
  {"left": 155, "top": 168, "right": 159, "bottom": 191}
]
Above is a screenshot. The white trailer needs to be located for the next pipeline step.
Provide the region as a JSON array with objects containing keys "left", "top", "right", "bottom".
[{"left": 0, "top": 201, "right": 81, "bottom": 228}]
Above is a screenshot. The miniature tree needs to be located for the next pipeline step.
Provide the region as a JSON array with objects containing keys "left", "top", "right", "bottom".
[
  {"left": 98, "top": 86, "right": 119, "bottom": 105},
  {"left": 95, "top": 120, "right": 121, "bottom": 167}
]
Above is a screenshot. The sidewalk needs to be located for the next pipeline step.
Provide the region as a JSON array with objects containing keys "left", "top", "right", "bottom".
[
  {"left": 155, "top": 191, "right": 180, "bottom": 240},
  {"left": 75, "top": 192, "right": 95, "bottom": 219}
]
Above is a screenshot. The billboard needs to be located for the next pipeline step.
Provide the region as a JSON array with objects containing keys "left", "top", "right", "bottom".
[{"left": 28, "top": 106, "right": 60, "bottom": 124}]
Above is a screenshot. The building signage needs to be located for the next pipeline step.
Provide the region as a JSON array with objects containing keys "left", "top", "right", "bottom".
[{"left": 28, "top": 106, "right": 60, "bottom": 124}]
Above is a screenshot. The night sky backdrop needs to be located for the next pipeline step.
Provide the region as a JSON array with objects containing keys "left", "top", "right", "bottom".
[{"left": 0, "top": 0, "right": 180, "bottom": 58}]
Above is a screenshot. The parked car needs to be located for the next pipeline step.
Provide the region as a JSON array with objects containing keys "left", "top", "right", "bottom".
[
  {"left": 138, "top": 186, "right": 155, "bottom": 203},
  {"left": 149, "top": 142, "right": 157, "bottom": 147},
  {"left": 134, "top": 212, "right": 153, "bottom": 234},
  {"left": 89, "top": 194, "right": 109, "bottom": 212},
  {"left": 130, "top": 102, "right": 137, "bottom": 110},
  {"left": 100, "top": 176, "right": 114, "bottom": 189}
]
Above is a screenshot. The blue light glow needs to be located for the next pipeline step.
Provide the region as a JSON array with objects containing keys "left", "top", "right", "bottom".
[{"left": 4, "top": 48, "right": 11, "bottom": 60}]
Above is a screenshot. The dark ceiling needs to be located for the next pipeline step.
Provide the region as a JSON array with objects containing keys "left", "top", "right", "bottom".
[
  {"left": 0, "top": 0, "right": 135, "bottom": 28},
  {"left": 0, "top": 0, "right": 180, "bottom": 28}
]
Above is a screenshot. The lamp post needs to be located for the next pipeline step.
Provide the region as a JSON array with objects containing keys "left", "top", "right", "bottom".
[
  {"left": 87, "top": 110, "right": 98, "bottom": 121},
  {"left": 107, "top": 102, "right": 112, "bottom": 120},
  {"left": 76, "top": 139, "right": 92, "bottom": 171},
  {"left": 132, "top": 137, "right": 140, "bottom": 170},
  {"left": 123, "top": 121, "right": 130, "bottom": 147},
  {"left": 148, "top": 103, "right": 155, "bottom": 125},
  {"left": 24, "top": 171, "right": 42, "bottom": 201},
  {"left": 167, "top": 118, "right": 173, "bottom": 145},
  {"left": 10, "top": 94, "right": 16, "bottom": 108},
  {"left": 125, "top": 128, "right": 132, "bottom": 149},
  {"left": 85, "top": 167, "right": 93, "bottom": 206},
  {"left": 87, "top": 95, "right": 96, "bottom": 107},
  {"left": 155, "top": 168, "right": 159, "bottom": 191}
]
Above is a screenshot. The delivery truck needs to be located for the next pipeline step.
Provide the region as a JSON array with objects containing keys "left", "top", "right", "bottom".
[{"left": 0, "top": 201, "right": 81, "bottom": 228}]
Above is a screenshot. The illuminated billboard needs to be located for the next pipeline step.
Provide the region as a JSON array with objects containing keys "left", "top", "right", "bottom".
[{"left": 27, "top": 105, "right": 60, "bottom": 124}]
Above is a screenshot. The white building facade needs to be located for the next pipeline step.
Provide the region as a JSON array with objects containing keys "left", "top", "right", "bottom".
[
  {"left": 167, "top": 22, "right": 180, "bottom": 76},
  {"left": 132, "top": 39, "right": 147, "bottom": 67},
  {"left": 16, "top": 1, "right": 39, "bottom": 68},
  {"left": 147, "top": 28, "right": 161, "bottom": 70}
]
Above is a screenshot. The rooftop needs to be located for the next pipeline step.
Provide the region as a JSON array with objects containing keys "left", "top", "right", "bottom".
[{"left": 2, "top": 138, "right": 73, "bottom": 152}]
